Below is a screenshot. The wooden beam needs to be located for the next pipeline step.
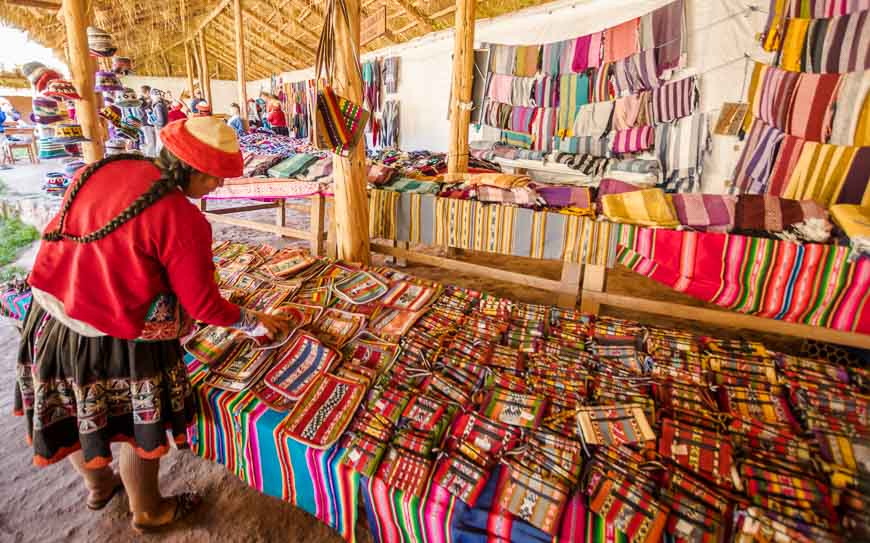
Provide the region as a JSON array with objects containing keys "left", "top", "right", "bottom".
[
  {"left": 209, "top": 20, "right": 287, "bottom": 75},
  {"left": 447, "top": 0, "right": 475, "bottom": 175},
  {"left": 332, "top": 0, "right": 371, "bottom": 264},
  {"left": 226, "top": 9, "right": 307, "bottom": 67},
  {"left": 135, "top": 0, "right": 231, "bottom": 61},
  {"left": 61, "top": 0, "right": 103, "bottom": 162},
  {"left": 243, "top": 1, "right": 316, "bottom": 58},
  {"left": 233, "top": 0, "right": 249, "bottom": 130},
  {"left": 7, "top": 0, "right": 61, "bottom": 9},
  {"left": 389, "top": 0, "right": 434, "bottom": 32},
  {"left": 184, "top": 41, "right": 196, "bottom": 100},
  {"left": 198, "top": 31, "right": 213, "bottom": 108}
]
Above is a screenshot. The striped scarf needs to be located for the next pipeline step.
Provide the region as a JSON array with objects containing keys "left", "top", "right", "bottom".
[
  {"left": 511, "top": 77, "right": 536, "bottom": 107},
  {"left": 383, "top": 57, "right": 399, "bottom": 93},
  {"left": 510, "top": 105, "right": 536, "bottom": 133},
  {"left": 783, "top": 141, "right": 864, "bottom": 205},
  {"left": 531, "top": 107, "right": 558, "bottom": 152},
  {"left": 829, "top": 69, "right": 870, "bottom": 146},
  {"left": 732, "top": 117, "right": 787, "bottom": 194},
  {"left": 489, "top": 44, "right": 516, "bottom": 75},
  {"left": 541, "top": 41, "right": 564, "bottom": 75},
  {"left": 787, "top": 71, "right": 842, "bottom": 142},
  {"left": 557, "top": 73, "right": 591, "bottom": 136},
  {"left": 591, "top": 63, "right": 614, "bottom": 102},
  {"left": 552, "top": 135, "right": 611, "bottom": 157},
  {"left": 751, "top": 63, "right": 800, "bottom": 132},
  {"left": 804, "top": 10, "right": 870, "bottom": 73},
  {"left": 611, "top": 126, "right": 654, "bottom": 154},
  {"left": 655, "top": 111, "right": 711, "bottom": 192},
  {"left": 532, "top": 75, "right": 560, "bottom": 108},
  {"left": 650, "top": 76, "right": 697, "bottom": 124},
  {"left": 767, "top": 131, "right": 808, "bottom": 196},
  {"left": 613, "top": 49, "right": 660, "bottom": 96}
]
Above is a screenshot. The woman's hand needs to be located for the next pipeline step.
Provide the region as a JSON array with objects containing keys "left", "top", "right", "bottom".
[{"left": 249, "top": 310, "right": 292, "bottom": 340}]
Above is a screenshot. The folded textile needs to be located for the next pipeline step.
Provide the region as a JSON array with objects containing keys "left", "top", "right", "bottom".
[
  {"left": 596, "top": 178, "right": 643, "bottom": 205},
  {"left": 536, "top": 185, "right": 592, "bottom": 209},
  {"left": 367, "top": 163, "right": 397, "bottom": 185},
  {"left": 267, "top": 153, "right": 319, "bottom": 178},
  {"left": 802, "top": 10, "right": 870, "bottom": 74},
  {"left": 297, "top": 156, "right": 333, "bottom": 181},
  {"left": 732, "top": 117, "right": 786, "bottom": 194},
  {"left": 734, "top": 194, "right": 829, "bottom": 236},
  {"left": 655, "top": 111, "right": 711, "bottom": 193},
  {"left": 552, "top": 135, "right": 610, "bottom": 157},
  {"left": 609, "top": 158, "right": 661, "bottom": 175},
  {"left": 571, "top": 101, "right": 613, "bottom": 138},
  {"left": 671, "top": 193, "right": 737, "bottom": 232},
  {"left": 611, "top": 126, "right": 654, "bottom": 154},
  {"left": 501, "top": 129, "right": 533, "bottom": 149},
  {"left": 750, "top": 63, "right": 800, "bottom": 132},
  {"left": 767, "top": 131, "right": 807, "bottom": 196},
  {"left": 830, "top": 204, "right": 870, "bottom": 254},
  {"left": 550, "top": 152, "right": 612, "bottom": 177},
  {"left": 830, "top": 69, "right": 870, "bottom": 146},
  {"left": 600, "top": 188, "right": 680, "bottom": 227},
  {"left": 476, "top": 185, "right": 538, "bottom": 206},
  {"left": 467, "top": 173, "right": 531, "bottom": 189},
  {"left": 603, "top": 18, "right": 640, "bottom": 63},
  {"left": 382, "top": 177, "right": 442, "bottom": 194},
  {"left": 787, "top": 72, "right": 841, "bottom": 142},
  {"left": 242, "top": 153, "right": 284, "bottom": 178}
]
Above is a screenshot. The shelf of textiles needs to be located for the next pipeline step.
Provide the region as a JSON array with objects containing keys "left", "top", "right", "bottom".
[
  {"left": 160, "top": 240, "right": 869, "bottom": 543},
  {"left": 363, "top": 57, "right": 400, "bottom": 149}
]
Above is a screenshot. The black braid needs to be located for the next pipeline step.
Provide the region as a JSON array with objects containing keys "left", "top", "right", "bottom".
[{"left": 43, "top": 150, "right": 194, "bottom": 244}]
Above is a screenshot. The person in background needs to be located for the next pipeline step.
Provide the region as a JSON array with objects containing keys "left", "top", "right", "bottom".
[
  {"left": 14, "top": 116, "right": 290, "bottom": 533},
  {"left": 0, "top": 104, "right": 10, "bottom": 170},
  {"left": 150, "top": 89, "right": 169, "bottom": 155},
  {"left": 138, "top": 87, "right": 156, "bottom": 157},
  {"left": 167, "top": 101, "right": 187, "bottom": 123},
  {"left": 267, "top": 101, "right": 288, "bottom": 136},
  {"left": 189, "top": 88, "right": 204, "bottom": 114},
  {"left": 227, "top": 103, "right": 244, "bottom": 136},
  {"left": 246, "top": 98, "right": 260, "bottom": 128}
]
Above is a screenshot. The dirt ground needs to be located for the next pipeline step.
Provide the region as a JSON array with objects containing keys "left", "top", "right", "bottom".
[{"left": 0, "top": 161, "right": 815, "bottom": 543}]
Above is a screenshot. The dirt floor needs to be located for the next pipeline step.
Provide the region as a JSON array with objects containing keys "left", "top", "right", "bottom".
[{"left": 0, "top": 160, "right": 817, "bottom": 543}]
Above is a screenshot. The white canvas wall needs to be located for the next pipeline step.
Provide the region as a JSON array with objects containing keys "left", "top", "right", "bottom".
[
  {"left": 121, "top": 76, "right": 242, "bottom": 115},
  {"left": 255, "top": 0, "right": 771, "bottom": 193}
]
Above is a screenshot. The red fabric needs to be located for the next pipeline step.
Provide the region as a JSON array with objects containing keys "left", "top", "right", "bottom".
[
  {"left": 159, "top": 119, "right": 243, "bottom": 178},
  {"left": 29, "top": 159, "right": 240, "bottom": 339},
  {"left": 267, "top": 108, "right": 287, "bottom": 127},
  {"left": 167, "top": 109, "right": 187, "bottom": 123}
]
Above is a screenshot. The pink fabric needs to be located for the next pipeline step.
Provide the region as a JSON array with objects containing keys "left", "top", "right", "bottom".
[
  {"left": 603, "top": 18, "right": 640, "bottom": 63},
  {"left": 613, "top": 94, "right": 642, "bottom": 130},
  {"left": 596, "top": 178, "right": 642, "bottom": 208},
  {"left": 487, "top": 74, "right": 513, "bottom": 104},
  {"left": 571, "top": 32, "right": 603, "bottom": 72},
  {"left": 611, "top": 125, "right": 653, "bottom": 153}
]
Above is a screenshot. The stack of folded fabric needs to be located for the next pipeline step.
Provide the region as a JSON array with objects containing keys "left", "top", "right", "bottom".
[
  {"left": 37, "top": 137, "right": 69, "bottom": 160},
  {"left": 42, "top": 171, "right": 68, "bottom": 195},
  {"left": 87, "top": 26, "right": 116, "bottom": 57}
]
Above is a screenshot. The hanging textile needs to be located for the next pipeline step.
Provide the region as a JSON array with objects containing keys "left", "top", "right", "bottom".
[
  {"left": 613, "top": 94, "right": 643, "bottom": 131},
  {"left": 742, "top": 62, "right": 767, "bottom": 134},
  {"left": 615, "top": 228, "right": 870, "bottom": 333},
  {"left": 532, "top": 75, "right": 560, "bottom": 108},
  {"left": 559, "top": 39, "right": 576, "bottom": 74},
  {"left": 767, "top": 131, "right": 808, "bottom": 196},
  {"left": 732, "top": 118, "right": 787, "bottom": 194},
  {"left": 613, "top": 50, "right": 660, "bottom": 96},
  {"left": 752, "top": 63, "right": 800, "bottom": 132},
  {"left": 571, "top": 32, "right": 603, "bottom": 72},
  {"left": 655, "top": 111, "right": 711, "bottom": 193},
  {"left": 786, "top": 71, "right": 842, "bottom": 142},
  {"left": 603, "top": 18, "right": 640, "bottom": 63},
  {"left": 591, "top": 63, "right": 614, "bottom": 102},
  {"left": 830, "top": 69, "right": 870, "bottom": 146},
  {"left": 514, "top": 45, "right": 541, "bottom": 77},
  {"left": 362, "top": 59, "right": 381, "bottom": 113},
  {"left": 783, "top": 142, "right": 865, "bottom": 206},
  {"left": 611, "top": 126, "right": 654, "bottom": 154},
  {"left": 531, "top": 108, "right": 558, "bottom": 153},
  {"left": 557, "top": 73, "right": 590, "bottom": 135},
  {"left": 509, "top": 106, "right": 536, "bottom": 133},
  {"left": 650, "top": 76, "right": 697, "bottom": 124},
  {"left": 780, "top": 18, "right": 811, "bottom": 71},
  {"left": 541, "top": 41, "right": 564, "bottom": 75},
  {"left": 383, "top": 57, "right": 399, "bottom": 94},
  {"left": 803, "top": 11, "right": 870, "bottom": 73},
  {"left": 489, "top": 44, "right": 517, "bottom": 74},
  {"left": 652, "top": 0, "right": 685, "bottom": 75},
  {"left": 572, "top": 101, "right": 614, "bottom": 139},
  {"left": 511, "top": 77, "right": 536, "bottom": 107},
  {"left": 487, "top": 74, "right": 513, "bottom": 104},
  {"left": 382, "top": 100, "right": 399, "bottom": 148}
]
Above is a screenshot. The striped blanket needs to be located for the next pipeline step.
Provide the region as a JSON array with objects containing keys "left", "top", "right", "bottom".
[{"left": 616, "top": 228, "right": 870, "bottom": 333}]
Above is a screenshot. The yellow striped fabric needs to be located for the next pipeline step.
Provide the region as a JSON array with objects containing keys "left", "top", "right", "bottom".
[
  {"left": 780, "top": 18, "right": 810, "bottom": 72},
  {"left": 600, "top": 189, "right": 680, "bottom": 227},
  {"left": 368, "top": 190, "right": 398, "bottom": 239},
  {"left": 743, "top": 62, "right": 767, "bottom": 134},
  {"left": 783, "top": 142, "right": 860, "bottom": 206},
  {"left": 830, "top": 205, "right": 870, "bottom": 240}
]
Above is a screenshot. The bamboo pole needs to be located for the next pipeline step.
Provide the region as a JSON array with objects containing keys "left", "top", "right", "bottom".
[
  {"left": 192, "top": 38, "right": 204, "bottom": 98},
  {"left": 233, "top": 0, "right": 248, "bottom": 130},
  {"left": 331, "top": 0, "right": 370, "bottom": 264},
  {"left": 61, "top": 0, "right": 103, "bottom": 162},
  {"left": 198, "top": 31, "right": 213, "bottom": 108},
  {"left": 184, "top": 41, "right": 195, "bottom": 101},
  {"left": 447, "top": 0, "right": 475, "bottom": 175}
]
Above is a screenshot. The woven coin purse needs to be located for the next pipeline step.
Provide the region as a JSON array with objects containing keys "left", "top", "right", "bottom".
[{"left": 497, "top": 459, "right": 571, "bottom": 536}]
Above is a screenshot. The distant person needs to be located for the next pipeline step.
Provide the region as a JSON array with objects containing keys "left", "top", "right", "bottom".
[
  {"left": 267, "top": 101, "right": 288, "bottom": 136},
  {"left": 167, "top": 101, "right": 187, "bottom": 123},
  {"left": 227, "top": 103, "right": 244, "bottom": 136},
  {"left": 189, "top": 89, "right": 204, "bottom": 114},
  {"left": 150, "top": 89, "right": 169, "bottom": 155},
  {"left": 246, "top": 98, "right": 260, "bottom": 128},
  {"left": 194, "top": 102, "right": 212, "bottom": 117}
]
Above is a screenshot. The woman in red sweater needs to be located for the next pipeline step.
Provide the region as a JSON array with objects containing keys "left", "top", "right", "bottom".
[
  {"left": 16, "top": 116, "right": 288, "bottom": 533},
  {"left": 266, "top": 101, "right": 289, "bottom": 136}
]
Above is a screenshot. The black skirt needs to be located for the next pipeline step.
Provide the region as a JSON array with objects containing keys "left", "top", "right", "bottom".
[{"left": 14, "top": 301, "right": 195, "bottom": 468}]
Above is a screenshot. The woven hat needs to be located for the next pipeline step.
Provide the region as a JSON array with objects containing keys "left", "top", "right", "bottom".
[
  {"left": 160, "top": 117, "right": 243, "bottom": 178},
  {"left": 34, "top": 69, "right": 62, "bottom": 93},
  {"left": 112, "top": 56, "right": 133, "bottom": 75},
  {"left": 99, "top": 104, "right": 122, "bottom": 125},
  {"left": 30, "top": 97, "right": 64, "bottom": 124},
  {"left": 87, "top": 26, "right": 116, "bottom": 57},
  {"left": 116, "top": 87, "right": 141, "bottom": 108},
  {"left": 44, "top": 79, "right": 82, "bottom": 100},
  {"left": 94, "top": 70, "right": 123, "bottom": 92},
  {"left": 43, "top": 171, "right": 67, "bottom": 186},
  {"left": 21, "top": 61, "right": 45, "bottom": 78},
  {"left": 52, "top": 123, "right": 90, "bottom": 144},
  {"left": 115, "top": 121, "right": 141, "bottom": 141}
]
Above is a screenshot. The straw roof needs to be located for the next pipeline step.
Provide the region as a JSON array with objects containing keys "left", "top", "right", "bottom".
[{"left": 0, "top": 0, "right": 549, "bottom": 80}]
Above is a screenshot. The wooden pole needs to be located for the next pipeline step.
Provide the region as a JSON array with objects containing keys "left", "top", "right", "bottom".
[
  {"left": 198, "top": 31, "right": 213, "bottom": 108},
  {"left": 233, "top": 0, "right": 249, "bottom": 130},
  {"left": 61, "top": 0, "right": 104, "bottom": 162},
  {"left": 447, "top": 0, "right": 475, "bottom": 176},
  {"left": 192, "top": 38, "right": 204, "bottom": 97},
  {"left": 184, "top": 40, "right": 195, "bottom": 103},
  {"left": 331, "top": 0, "right": 370, "bottom": 264}
]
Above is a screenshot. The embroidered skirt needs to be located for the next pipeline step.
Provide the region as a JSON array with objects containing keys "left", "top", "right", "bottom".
[{"left": 14, "top": 301, "right": 195, "bottom": 469}]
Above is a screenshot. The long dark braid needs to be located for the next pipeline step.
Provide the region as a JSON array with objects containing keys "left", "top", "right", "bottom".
[{"left": 43, "top": 149, "right": 194, "bottom": 243}]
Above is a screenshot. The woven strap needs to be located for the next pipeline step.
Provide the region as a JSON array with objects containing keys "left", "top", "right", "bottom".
[{"left": 315, "top": 0, "right": 364, "bottom": 88}]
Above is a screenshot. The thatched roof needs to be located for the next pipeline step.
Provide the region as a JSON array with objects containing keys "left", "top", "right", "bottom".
[{"left": 0, "top": 0, "right": 549, "bottom": 80}]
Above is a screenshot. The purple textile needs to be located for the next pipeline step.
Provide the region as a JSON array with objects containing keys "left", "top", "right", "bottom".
[
  {"left": 510, "top": 106, "right": 536, "bottom": 133},
  {"left": 836, "top": 147, "right": 870, "bottom": 205},
  {"left": 653, "top": 0, "right": 684, "bottom": 74},
  {"left": 671, "top": 193, "right": 737, "bottom": 232},
  {"left": 595, "top": 178, "right": 642, "bottom": 208},
  {"left": 536, "top": 185, "right": 592, "bottom": 208}
]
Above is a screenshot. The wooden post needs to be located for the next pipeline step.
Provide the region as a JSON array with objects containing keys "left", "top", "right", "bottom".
[
  {"left": 233, "top": 0, "right": 249, "bottom": 130},
  {"left": 198, "top": 31, "right": 213, "bottom": 108},
  {"left": 310, "top": 194, "right": 325, "bottom": 256},
  {"left": 61, "top": 0, "right": 104, "bottom": 163},
  {"left": 447, "top": 0, "right": 475, "bottom": 175},
  {"left": 580, "top": 264, "right": 607, "bottom": 314},
  {"left": 184, "top": 41, "right": 196, "bottom": 100},
  {"left": 331, "top": 0, "right": 371, "bottom": 264}
]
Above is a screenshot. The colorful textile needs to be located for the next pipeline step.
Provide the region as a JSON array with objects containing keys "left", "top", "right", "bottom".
[
  {"left": 501, "top": 129, "right": 533, "bottom": 149},
  {"left": 536, "top": 186, "right": 592, "bottom": 209},
  {"left": 531, "top": 107, "right": 558, "bottom": 153},
  {"left": 616, "top": 227, "right": 870, "bottom": 332},
  {"left": 509, "top": 105, "right": 536, "bottom": 134},
  {"left": 733, "top": 194, "right": 829, "bottom": 233},
  {"left": 783, "top": 142, "right": 864, "bottom": 206},
  {"left": 787, "top": 72, "right": 842, "bottom": 141},
  {"left": 752, "top": 63, "right": 800, "bottom": 131},
  {"left": 831, "top": 204, "right": 870, "bottom": 244},
  {"left": 280, "top": 374, "right": 365, "bottom": 449},
  {"left": 557, "top": 73, "right": 590, "bottom": 136},
  {"left": 650, "top": 76, "right": 697, "bottom": 124},
  {"left": 476, "top": 185, "right": 538, "bottom": 206},
  {"left": 381, "top": 281, "right": 437, "bottom": 312},
  {"left": 541, "top": 41, "right": 565, "bottom": 75},
  {"left": 611, "top": 126, "right": 653, "bottom": 154},
  {"left": 489, "top": 44, "right": 516, "bottom": 75},
  {"left": 596, "top": 178, "right": 643, "bottom": 207},
  {"left": 551, "top": 152, "right": 613, "bottom": 176},
  {"left": 514, "top": 45, "right": 541, "bottom": 77},
  {"left": 613, "top": 50, "right": 660, "bottom": 95},
  {"left": 332, "top": 271, "right": 388, "bottom": 305},
  {"left": 552, "top": 135, "right": 610, "bottom": 157},
  {"left": 268, "top": 153, "right": 320, "bottom": 178},
  {"left": 830, "top": 69, "right": 870, "bottom": 146},
  {"left": 600, "top": 188, "right": 680, "bottom": 227},
  {"left": 671, "top": 193, "right": 737, "bottom": 232},
  {"left": 592, "top": 63, "right": 614, "bottom": 102},
  {"left": 780, "top": 17, "right": 810, "bottom": 71},
  {"left": 206, "top": 179, "right": 326, "bottom": 199},
  {"left": 0, "top": 281, "right": 31, "bottom": 321},
  {"left": 487, "top": 73, "right": 513, "bottom": 104},
  {"left": 652, "top": 0, "right": 685, "bottom": 74},
  {"left": 804, "top": 11, "right": 870, "bottom": 73},
  {"left": 571, "top": 32, "right": 603, "bottom": 72},
  {"left": 466, "top": 172, "right": 531, "bottom": 189},
  {"left": 263, "top": 333, "right": 338, "bottom": 400},
  {"left": 603, "top": 18, "right": 640, "bottom": 63},
  {"left": 575, "top": 404, "right": 656, "bottom": 445},
  {"left": 361, "top": 475, "right": 460, "bottom": 543},
  {"left": 532, "top": 75, "right": 560, "bottom": 108},
  {"left": 381, "top": 177, "right": 441, "bottom": 194},
  {"left": 767, "top": 132, "right": 807, "bottom": 196},
  {"left": 572, "top": 101, "right": 614, "bottom": 138},
  {"left": 655, "top": 112, "right": 711, "bottom": 193},
  {"left": 511, "top": 77, "right": 535, "bottom": 107},
  {"left": 732, "top": 118, "right": 786, "bottom": 194},
  {"left": 613, "top": 95, "right": 643, "bottom": 131}
]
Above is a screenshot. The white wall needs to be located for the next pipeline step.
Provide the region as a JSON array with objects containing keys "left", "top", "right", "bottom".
[
  {"left": 121, "top": 76, "right": 242, "bottom": 115},
  {"left": 255, "top": 0, "right": 771, "bottom": 194}
]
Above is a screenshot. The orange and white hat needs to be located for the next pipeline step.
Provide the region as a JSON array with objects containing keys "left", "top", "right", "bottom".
[{"left": 159, "top": 116, "right": 243, "bottom": 178}]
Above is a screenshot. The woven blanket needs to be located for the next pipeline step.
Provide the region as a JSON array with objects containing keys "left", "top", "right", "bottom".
[
  {"left": 616, "top": 228, "right": 870, "bottom": 332},
  {"left": 206, "top": 178, "right": 326, "bottom": 199}
]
